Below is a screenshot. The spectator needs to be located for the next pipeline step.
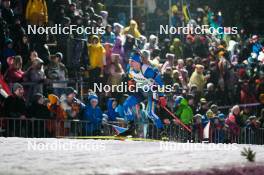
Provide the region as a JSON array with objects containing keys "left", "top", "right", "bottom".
[
  {"left": 113, "top": 23, "right": 124, "bottom": 37},
  {"left": 106, "top": 98, "right": 119, "bottom": 121},
  {"left": 170, "top": 38, "right": 183, "bottom": 59},
  {"left": 174, "top": 96, "right": 193, "bottom": 126},
  {"left": 24, "top": 50, "right": 38, "bottom": 71},
  {"left": 27, "top": 93, "right": 51, "bottom": 137},
  {"left": 82, "top": 93, "right": 103, "bottom": 136},
  {"left": 251, "top": 35, "right": 263, "bottom": 55},
  {"left": 225, "top": 105, "right": 241, "bottom": 141},
  {"left": 106, "top": 54, "right": 124, "bottom": 96},
  {"left": 28, "top": 93, "right": 50, "bottom": 119},
  {"left": 1, "top": 39, "right": 16, "bottom": 73},
  {"left": 204, "top": 83, "right": 217, "bottom": 104},
  {"left": 16, "top": 35, "right": 30, "bottom": 67},
  {"left": 3, "top": 83, "right": 26, "bottom": 118},
  {"left": 0, "top": 61, "right": 11, "bottom": 97},
  {"left": 24, "top": 57, "right": 45, "bottom": 100},
  {"left": 25, "top": 0, "right": 48, "bottom": 25},
  {"left": 47, "top": 94, "right": 67, "bottom": 136},
  {"left": 5, "top": 55, "right": 24, "bottom": 83},
  {"left": 144, "top": 34, "right": 159, "bottom": 52},
  {"left": 87, "top": 35, "right": 105, "bottom": 81},
  {"left": 60, "top": 87, "right": 78, "bottom": 120},
  {"left": 246, "top": 115, "right": 260, "bottom": 131},
  {"left": 122, "top": 20, "right": 141, "bottom": 39},
  {"left": 112, "top": 36, "right": 125, "bottom": 67},
  {"left": 1, "top": 0, "right": 14, "bottom": 25},
  {"left": 45, "top": 53, "right": 68, "bottom": 96},
  {"left": 101, "top": 24, "right": 116, "bottom": 44},
  {"left": 189, "top": 64, "right": 210, "bottom": 96},
  {"left": 161, "top": 53, "right": 175, "bottom": 74},
  {"left": 3, "top": 83, "right": 26, "bottom": 136}
]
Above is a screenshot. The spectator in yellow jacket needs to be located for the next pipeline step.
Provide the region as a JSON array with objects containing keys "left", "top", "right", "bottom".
[
  {"left": 122, "top": 20, "right": 141, "bottom": 39},
  {"left": 87, "top": 35, "right": 105, "bottom": 79},
  {"left": 189, "top": 64, "right": 209, "bottom": 94},
  {"left": 25, "top": 0, "right": 48, "bottom": 25}
]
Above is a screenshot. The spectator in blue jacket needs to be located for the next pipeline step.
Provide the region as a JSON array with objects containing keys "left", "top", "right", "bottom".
[
  {"left": 82, "top": 93, "right": 103, "bottom": 136},
  {"left": 251, "top": 35, "right": 263, "bottom": 56},
  {"left": 106, "top": 98, "right": 119, "bottom": 121}
]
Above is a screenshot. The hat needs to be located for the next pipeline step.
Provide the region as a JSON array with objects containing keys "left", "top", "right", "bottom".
[
  {"left": 5, "top": 38, "right": 13, "bottom": 45},
  {"left": 33, "top": 57, "right": 44, "bottom": 65},
  {"left": 88, "top": 93, "right": 98, "bottom": 102},
  {"left": 141, "top": 50, "right": 150, "bottom": 60},
  {"left": 194, "top": 114, "right": 202, "bottom": 119},
  {"left": 65, "top": 87, "right": 77, "bottom": 96},
  {"left": 206, "top": 109, "right": 214, "bottom": 118},
  {"left": 186, "top": 94, "right": 194, "bottom": 100},
  {"left": 32, "top": 93, "right": 44, "bottom": 103},
  {"left": 12, "top": 83, "right": 23, "bottom": 93},
  {"left": 175, "top": 96, "right": 183, "bottom": 106},
  {"left": 166, "top": 53, "right": 175, "bottom": 59},
  {"left": 48, "top": 94, "right": 59, "bottom": 104},
  {"left": 218, "top": 113, "right": 225, "bottom": 120},
  {"left": 210, "top": 104, "right": 218, "bottom": 113},
  {"left": 130, "top": 53, "right": 141, "bottom": 63},
  {"left": 196, "top": 64, "right": 204, "bottom": 69},
  {"left": 200, "top": 98, "right": 207, "bottom": 104},
  {"left": 259, "top": 93, "right": 264, "bottom": 104},
  {"left": 55, "top": 52, "right": 63, "bottom": 60},
  {"left": 252, "top": 35, "right": 258, "bottom": 40},
  {"left": 113, "top": 23, "right": 124, "bottom": 29},
  {"left": 249, "top": 116, "right": 257, "bottom": 121}
]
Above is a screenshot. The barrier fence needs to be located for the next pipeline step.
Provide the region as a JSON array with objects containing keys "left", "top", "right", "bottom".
[{"left": 0, "top": 118, "right": 263, "bottom": 145}]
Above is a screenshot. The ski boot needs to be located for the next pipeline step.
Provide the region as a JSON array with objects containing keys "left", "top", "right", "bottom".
[
  {"left": 118, "top": 121, "right": 136, "bottom": 137},
  {"left": 160, "top": 129, "right": 169, "bottom": 141}
]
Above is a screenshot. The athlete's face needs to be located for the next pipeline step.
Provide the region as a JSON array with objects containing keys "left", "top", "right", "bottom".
[{"left": 130, "top": 60, "right": 141, "bottom": 71}]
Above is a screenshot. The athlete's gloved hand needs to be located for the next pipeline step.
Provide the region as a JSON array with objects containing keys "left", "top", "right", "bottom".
[
  {"left": 128, "top": 79, "right": 136, "bottom": 91},
  {"left": 159, "top": 96, "right": 167, "bottom": 107}
]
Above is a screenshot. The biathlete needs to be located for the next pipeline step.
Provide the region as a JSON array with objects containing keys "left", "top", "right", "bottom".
[{"left": 119, "top": 53, "right": 167, "bottom": 138}]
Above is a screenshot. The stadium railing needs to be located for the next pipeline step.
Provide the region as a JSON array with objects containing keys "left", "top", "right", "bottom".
[{"left": 0, "top": 118, "right": 263, "bottom": 145}]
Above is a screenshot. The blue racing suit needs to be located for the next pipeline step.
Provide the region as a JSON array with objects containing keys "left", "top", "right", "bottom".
[{"left": 123, "top": 64, "right": 164, "bottom": 129}]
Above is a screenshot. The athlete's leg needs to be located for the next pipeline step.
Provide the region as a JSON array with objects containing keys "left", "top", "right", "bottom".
[
  {"left": 123, "top": 95, "right": 138, "bottom": 122},
  {"left": 146, "top": 93, "right": 164, "bottom": 129}
]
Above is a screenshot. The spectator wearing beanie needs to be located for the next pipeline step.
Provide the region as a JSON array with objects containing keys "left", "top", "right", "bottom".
[
  {"left": 60, "top": 87, "right": 79, "bottom": 120},
  {"left": 3, "top": 83, "right": 26, "bottom": 118},
  {"left": 82, "top": 93, "right": 103, "bottom": 136},
  {"left": 45, "top": 53, "right": 68, "bottom": 97},
  {"left": 24, "top": 58, "right": 46, "bottom": 101},
  {"left": 3, "top": 83, "right": 27, "bottom": 136}
]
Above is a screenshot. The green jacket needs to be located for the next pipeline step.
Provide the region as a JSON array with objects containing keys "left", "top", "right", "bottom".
[{"left": 175, "top": 98, "right": 193, "bottom": 125}]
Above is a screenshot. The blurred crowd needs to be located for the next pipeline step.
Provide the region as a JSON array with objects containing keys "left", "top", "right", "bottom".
[{"left": 0, "top": 0, "right": 264, "bottom": 140}]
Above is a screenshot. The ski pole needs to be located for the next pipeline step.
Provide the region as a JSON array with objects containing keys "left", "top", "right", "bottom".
[{"left": 162, "top": 106, "right": 192, "bottom": 133}]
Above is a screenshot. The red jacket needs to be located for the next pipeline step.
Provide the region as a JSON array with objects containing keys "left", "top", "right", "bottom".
[{"left": 0, "top": 74, "right": 11, "bottom": 95}]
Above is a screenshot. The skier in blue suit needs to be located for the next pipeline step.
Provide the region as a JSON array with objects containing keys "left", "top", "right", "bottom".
[{"left": 120, "top": 53, "right": 167, "bottom": 137}]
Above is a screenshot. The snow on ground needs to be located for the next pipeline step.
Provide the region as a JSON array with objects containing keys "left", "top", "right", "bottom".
[{"left": 0, "top": 137, "right": 264, "bottom": 175}]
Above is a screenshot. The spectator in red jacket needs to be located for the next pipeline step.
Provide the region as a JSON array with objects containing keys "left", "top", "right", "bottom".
[
  {"left": 5, "top": 55, "right": 24, "bottom": 84},
  {"left": 0, "top": 61, "right": 11, "bottom": 97}
]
